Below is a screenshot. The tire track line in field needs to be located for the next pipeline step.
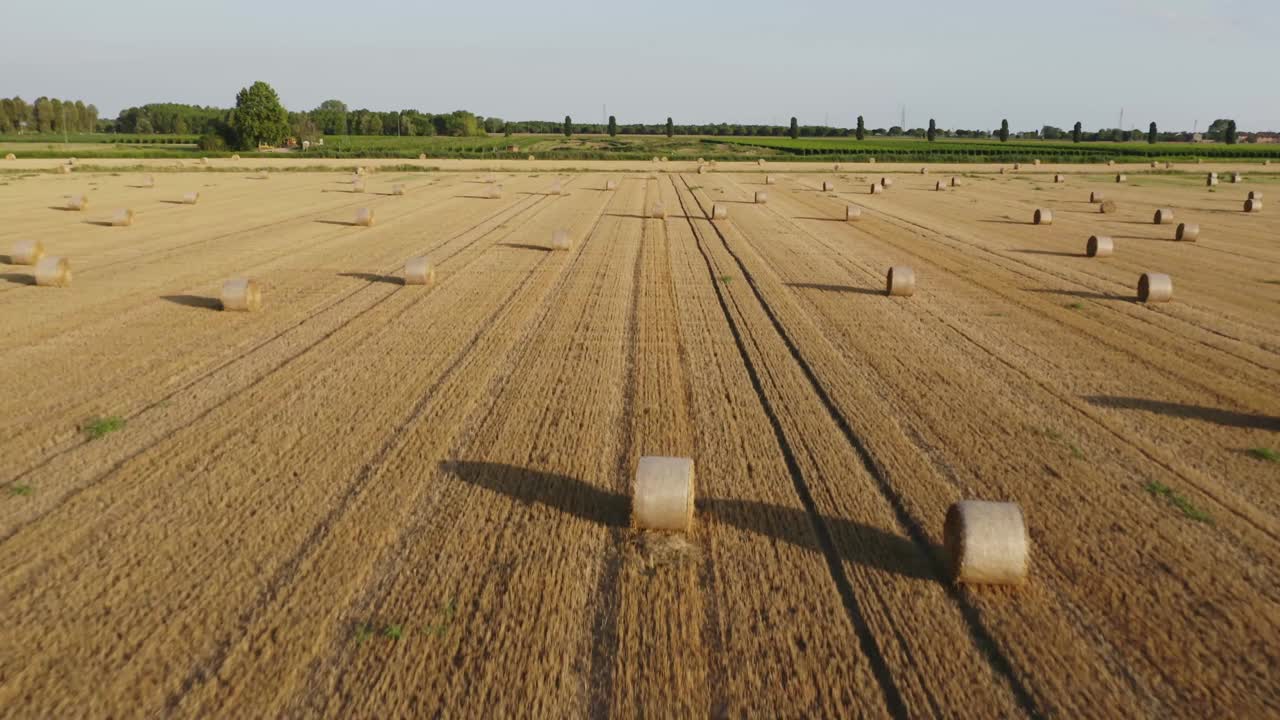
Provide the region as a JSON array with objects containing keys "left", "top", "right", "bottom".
[
  {"left": 675, "top": 173, "right": 1044, "bottom": 719},
  {"left": 669, "top": 175, "right": 913, "bottom": 720}
]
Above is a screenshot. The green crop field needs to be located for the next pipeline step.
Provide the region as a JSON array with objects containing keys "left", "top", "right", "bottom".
[
  {"left": 3, "top": 132, "right": 1277, "bottom": 163},
  {"left": 715, "top": 136, "right": 1280, "bottom": 162}
]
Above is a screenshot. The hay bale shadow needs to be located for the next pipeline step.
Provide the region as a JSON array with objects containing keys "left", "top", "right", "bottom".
[
  {"left": 337, "top": 272, "right": 402, "bottom": 285},
  {"left": 0, "top": 272, "right": 36, "bottom": 286},
  {"left": 787, "top": 282, "right": 884, "bottom": 295},
  {"left": 161, "top": 294, "right": 222, "bottom": 311}
]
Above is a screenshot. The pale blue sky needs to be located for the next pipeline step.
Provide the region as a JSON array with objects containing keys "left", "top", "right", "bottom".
[{"left": 5, "top": 0, "right": 1276, "bottom": 131}]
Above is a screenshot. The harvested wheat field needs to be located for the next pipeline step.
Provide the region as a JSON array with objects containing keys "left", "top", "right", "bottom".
[{"left": 1, "top": 164, "right": 1278, "bottom": 717}]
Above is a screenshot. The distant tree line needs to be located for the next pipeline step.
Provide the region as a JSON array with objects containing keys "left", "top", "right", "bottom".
[
  {"left": 7, "top": 81, "right": 1254, "bottom": 149},
  {"left": 0, "top": 96, "right": 100, "bottom": 134}
]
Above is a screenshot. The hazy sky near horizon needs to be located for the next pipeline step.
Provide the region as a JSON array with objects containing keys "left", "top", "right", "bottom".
[{"left": 5, "top": 0, "right": 1277, "bottom": 131}]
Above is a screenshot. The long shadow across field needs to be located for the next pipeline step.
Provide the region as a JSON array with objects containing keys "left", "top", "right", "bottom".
[
  {"left": 1084, "top": 396, "right": 1280, "bottom": 431},
  {"left": 787, "top": 282, "right": 885, "bottom": 296},
  {"left": 161, "top": 294, "right": 222, "bottom": 310},
  {"left": 444, "top": 460, "right": 935, "bottom": 581}
]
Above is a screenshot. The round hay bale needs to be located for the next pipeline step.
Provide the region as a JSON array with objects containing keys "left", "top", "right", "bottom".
[
  {"left": 605, "top": 179, "right": 618, "bottom": 191},
  {"left": 1206, "top": 176, "right": 1218, "bottom": 187},
  {"left": 487, "top": 184, "right": 503, "bottom": 199},
  {"left": 1089, "top": 191, "right": 1105, "bottom": 203},
  {"left": 880, "top": 177, "right": 894, "bottom": 187},
  {"left": 352, "top": 178, "right": 366, "bottom": 193},
  {"left": 1054, "top": 174, "right": 1065, "bottom": 183},
  {"left": 1247, "top": 191, "right": 1263, "bottom": 201},
  {"left": 845, "top": 205, "right": 862, "bottom": 221},
  {"left": 59, "top": 165, "right": 72, "bottom": 174},
  {"left": 651, "top": 157, "right": 659, "bottom": 164},
  {"left": 528, "top": 155, "right": 535, "bottom": 161},
  {"left": 65, "top": 194, "right": 88, "bottom": 211},
  {"left": 697, "top": 165, "right": 706, "bottom": 175},
  {"left": 757, "top": 158, "right": 766, "bottom": 166},
  {"left": 1266, "top": 159, "right": 1273, "bottom": 166},
  {"left": 944, "top": 500, "right": 1029, "bottom": 585},
  {"left": 1165, "top": 162, "right": 1172, "bottom": 170},
  {"left": 111, "top": 209, "right": 135, "bottom": 227},
  {"left": 697, "top": 158, "right": 705, "bottom": 164},
  {"left": 935, "top": 181, "right": 945, "bottom": 191},
  {"left": 870, "top": 183, "right": 883, "bottom": 194},
  {"left": 1033, "top": 159, "right": 1041, "bottom": 166},
  {"left": 392, "top": 184, "right": 406, "bottom": 196},
  {"left": 833, "top": 163, "right": 842, "bottom": 172},
  {"left": 221, "top": 278, "right": 262, "bottom": 312},
  {"left": 822, "top": 180, "right": 835, "bottom": 192},
  {"left": 11, "top": 240, "right": 45, "bottom": 265},
  {"left": 632, "top": 456, "right": 695, "bottom": 532},
  {"left": 1150, "top": 161, "right": 1159, "bottom": 169},
  {"left": 867, "top": 157, "right": 876, "bottom": 164},
  {"left": 651, "top": 203, "right": 667, "bottom": 219},
  {"left": 920, "top": 167, "right": 928, "bottom": 175},
  {"left": 1138, "top": 272, "right": 1173, "bottom": 303},
  {"left": 950, "top": 177, "right": 961, "bottom": 187},
  {"left": 661, "top": 156, "right": 668, "bottom": 163},
  {"left": 419, "top": 153, "right": 427, "bottom": 160},
  {"left": 230, "top": 154, "right": 240, "bottom": 161},
  {"left": 549, "top": 180, "right": 562, "bottom": 196},
  {"left": 4, "top": 153, "right": 14, "bottom": 161},
  {"left": 143, "top": 175, "right": 155, "bottom": 188},
  {"left": 886, "top": 266, "right": 915, "bottom": 297},
  {"left": 765, "top": 175, "right": 776, "bottom": 185},
  {"left": 1209, "top": 172, "right": 1219, "bottom": 179},
  {"left": 1034, "top": 208, "right": 1053, "bottom": 225},
  {"left": 1013, "top": 163, "right": 1021, "bottom": 171},
  {"left": 1087, "top": 235, "right": 1114, "bottom": 258},
  {"left": 754, "top": 191, "right": 769, "bottom": 204},
  {"left": 68, "top": 157, "right": 77, "bottom": 165},
  {"left": 1107, "top": 159, "right": 1116, "bottom": 166},
  {"left": 182, "top": 192, "right": 200, "bottom": 205},
  {"left": 354, "top": 208, "right": 375, "bottom": 227},
  {"left": 34, "top": 256, "right": 71, "bottom": 287},
  {"left": 1153, "top": 208, "right": 1174, "bottom": 225},
  {"left": 1115, "top": 174, "right": 1126, "bottom": 183},
  {"left": 1175, "top": 223, "right": 1199, "bottom": 242},
  {"left": 1100, "top": 200, "right": 1117, "bottom": 214},
  {"left": 999, "top": 167, "right": 1007, "bottom": 175},
  {"left": 201, "top": 157, "right": 209, "bottom": 165},
  {"left": 1245, "top": 198, "right": 1263, "bottom": 213},
  {"left": 711, "top": 203, "right": 729, "bottom": 220},
  {"left": 551, "top": 229, "right": 572, "bottom": 251},
  {"left": 1231, "top": 172, "right": 1242, "bottom": 183}
]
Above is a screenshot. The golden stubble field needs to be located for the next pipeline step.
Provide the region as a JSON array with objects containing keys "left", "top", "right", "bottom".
[{"left": 1, "top": 160, "right": 1277, "bottom": 717}]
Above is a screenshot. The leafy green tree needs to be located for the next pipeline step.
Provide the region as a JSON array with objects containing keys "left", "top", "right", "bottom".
[
  {"left": 232, "top": 81, "right": 289, "bottom": 149},
  {"left": 33, "top": 97, "right": 54, "bottom": 132},
  {"left": 855, "top": 115, "right": 865, "bottom": 140},
  {"left": 1072, "top": 121, "right": 1082, "bottom": 143},
  {"left": 999, "top": 119, "right": 1009, "bottom": 142},
  {"left": 1206, "top": 119, "right": 1232, "bottom": 142},
  {"left": 312, "top": 100, "right": 348, "bottom": 135},
  {"left": 666, "top": 117, "right": 674, "bottom": 137},
  {"left": 563, "top": 115, "right": 572, "bottom": 137},
  {"left": 789, "top": 116, "right": 799, "bottom": 139},
  {"left": 927, "top": 118, "right": 937, "bottom": 142},
  {"left": 1225, "top": 120, "right": 1237, "bottom": 144},
  {"left": 1147, "top": 121, "right": 1157, "bottom": 144},
  {"left": 607, "top": 115, "right": 617, "bottom": 137},
  {"left": 504, "top": 123, "right": 513, "bottom": 137}
]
